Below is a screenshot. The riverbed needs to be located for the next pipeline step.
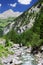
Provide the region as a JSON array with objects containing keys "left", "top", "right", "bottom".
[{"left": 1, "top": 44, "right": 40, "bottom": 65}]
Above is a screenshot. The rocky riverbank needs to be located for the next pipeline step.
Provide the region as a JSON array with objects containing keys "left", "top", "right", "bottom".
[
  {"left": 35, "top": 52, "right": 43, "bottom": 65},
  {"left": 0, "top": 44, "right": 43, "bottom": 65}
]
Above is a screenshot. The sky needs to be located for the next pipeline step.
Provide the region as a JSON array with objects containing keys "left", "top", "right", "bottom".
[{"left": 0, "top": 0, "right": 38, "bottom": 13}]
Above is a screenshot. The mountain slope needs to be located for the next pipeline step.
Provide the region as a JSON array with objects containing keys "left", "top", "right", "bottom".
[
  {"left": 0, "top": 9, "right": 22, "bottom": 19},
  {"left": 13, "top": 3, "right": 42, "bottom": 33},
  {"left": 0, "top": 0, "right": 43, "bottom": 36}
]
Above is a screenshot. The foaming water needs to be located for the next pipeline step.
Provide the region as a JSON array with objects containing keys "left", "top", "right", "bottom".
[{"left": 19, "top": 49, "right": 37, "bottom": 65}]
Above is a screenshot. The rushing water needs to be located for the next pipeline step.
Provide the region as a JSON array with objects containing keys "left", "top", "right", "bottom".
[
  {"left": 18, "top": 48, "right": 37, "bottom": 65},
  {"left": 21, "top": 54, "right": 37, "bottom": 65},
  {"left": 1, "top": 46, "right": 38, "bottom": 65}
]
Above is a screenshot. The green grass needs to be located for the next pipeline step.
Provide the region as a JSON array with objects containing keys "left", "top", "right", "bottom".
[
  {"left": 0, "top": 17, "right": 15, "bottom": 28},
  {"left": 0, "top": 20, "right": 11, "bottom": 27},
  {"left": 0, "top": 44, "right": 14, "bottom": 57}
]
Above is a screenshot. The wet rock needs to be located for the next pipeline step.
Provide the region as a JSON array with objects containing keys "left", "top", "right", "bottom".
[
  {"left": 42, "top": 63, "right": 43, "bottom": 65},
  {"left": 35, "top": 52, "right": 41, "bottom": 58},
  {"left": 15, "top": 50, "right": 22, "bottom": 56},
  {"left": 10, "top": 60, "right": 13, "bottom": 64},
  {"left": 26, "top": 46, "right": 32, "bottom": 53},
  {"left": 40, "top": 46, "right": 43, "bottom": 53},
  {"left": 35, "top": 52, "right": 43, "bottom": 65},
  {"left": 15, "top": 61, "right": 22, "bottom": 65},
  {"left": 23, "top": 46, "right": 27, "bottom": 49},
  {"left": 19, "top": 43, "right": 22, "bottom": 47},
  {"left": 12, "top": 44, "right": 20, "bottom": 49},
  {"left": 13, "top": 59, "right": 22, "bottom": 65},
  {"left": 33, "top": 51, "right": 38, "bottom": 55},
  {"left": 38, "top": 63, "right": 42, "bottom": 65},
  {"left": 31, "top": 47, "right": 39, "bottom": 55}
]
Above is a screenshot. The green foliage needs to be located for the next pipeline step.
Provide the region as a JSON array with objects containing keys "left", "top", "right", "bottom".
[
  {"left": 0, "top": 45, "right": 8, "bottom": 57},
  {"left": 20, "top": 30, "right": 33, "bottom": 45},
  {"left": 5, "top": 41, "right": 13, "bottom": 47},
  {"left": 6, "top": 29, "right": 33, "bottom": 46},
  {"left": 7, "top": 29, "right": 20, "bottom": 43},
  {"left": 40, "top": 7, "right": 43, "bottom": 39},
  {"left": 0, "top": 44, "right": 14, "bottom": 57},
  {"left": 31, "top": 33, "right": 41, "bottom": 47},
  {"left": 25, "top": 42, "right": 31, "bottom": 47}
]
